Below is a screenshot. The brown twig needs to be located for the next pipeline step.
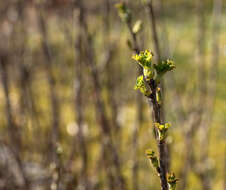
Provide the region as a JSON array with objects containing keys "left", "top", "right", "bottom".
[
  {"left": 147, "top": 79, "right": 168, "bottom": 190},
  {"left": 76, "top": 0, "right": 127, "bottom": 189},
  {"left": 123, "top": 5, "right": 144, "bottom": 190},
  {"left": 36, "top": 4, "right": 61, "bottom": 190},
  {"left": 0, "top": 56, "right": 31, "bottom": 190}
]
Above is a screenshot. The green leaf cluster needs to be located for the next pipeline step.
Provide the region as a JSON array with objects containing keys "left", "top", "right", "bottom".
[
  {"left": 132, "top": 50, "right": 154, "bottom": 95},
  {"left": 134, "top": 75, "right": 151, "bottom": 96},
  {"left": 132, "top": 50, "right": 153, "bottom": 69},
  {"left": 133, "top": 50, "right": 175, "bottom": 91},
  {"left": 155, "top": 122, "right": 171, "bottom": 141},
  {"left": 154, "top": 59, "right": 175, "bottom": 76}
]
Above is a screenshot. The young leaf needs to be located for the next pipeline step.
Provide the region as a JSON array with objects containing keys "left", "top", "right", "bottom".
[
  {"left": 146, "top": 149, "right": 159, "bottom": 168},
  {"left": 155, "top": 122, "right": 171, "bottom": 141},
  {"left": 132, "top": 50, "right": 153, "bottom": 69},
  {"left": 167, "top": 173, "right": 179, "bottom": 190},
  {"left": 154, "top": 59, "right": 175, "bottom": 75},
  {"left": 134, "top": 75, "right": 151, "bottom": 96},
  {"left": 133, "top": 20, "right": 143, "bottom": 34}
]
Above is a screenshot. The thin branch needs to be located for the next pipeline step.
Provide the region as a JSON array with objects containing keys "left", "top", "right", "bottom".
[
  {"left": 146, "top": 0, "right": 171, "bottom": 175},
  {"left": 0, "top": 56, "right": 31, "bottom": 190},
  {"left": 196, "top": 0, "right": 222, "bottom": 189},
  {"left": 148, "top": 79, "right": 168, "bottom": 190},
  {"left": 122, "top": 4, "right": 144, "bottom": 190},
  {"left": 146, "top": 0, "right": 161, "bottom": 64},
  {"left": 76, "top": 0, "right": 127, "bottom": 189},
  {"left": 67, "top": 4, "right": 90, "bottom": 188},
  {"left": 36, "top": 4, "right": 61, "bottom": 190}
]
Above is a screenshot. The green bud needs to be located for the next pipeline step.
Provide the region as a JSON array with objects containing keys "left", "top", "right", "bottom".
[
  {"left": 155, "top": 122, "right": 171, "bottom": 141},
  {"left": 132, "top": 50, "right": 153, "bottom": 69},
  {"left": 132, "top": 20, "right": 143, "bottom": 34},
  {"left": 145, "top": 149, "right": 159, "bottom": 168},
  {"left": 154, "top": 59, "right": 175, "bottom": 77},
  {"left": 167, "top": 173, "right": 179, "bottom": 190},
  {"left": 127, "top": 39, "right": 133, "bottom": 50},
  {"left": 156, "top": 87, "right": 162, "bottom": 105},
  {"left": 134, "top": 75, "right": 151, "bottom": 96},
  {"left": 143, "top": 67, "right": 154, "bottom": 81}
]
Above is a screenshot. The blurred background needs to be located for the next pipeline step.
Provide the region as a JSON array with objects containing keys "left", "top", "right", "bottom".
[{"left": 0, "top": 0, "right": 226, "bottom": 190}]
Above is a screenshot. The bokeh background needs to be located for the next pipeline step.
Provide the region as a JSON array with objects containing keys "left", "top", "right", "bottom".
[{"left": 0, "top": 0, "right": 226, "bottom": 190}]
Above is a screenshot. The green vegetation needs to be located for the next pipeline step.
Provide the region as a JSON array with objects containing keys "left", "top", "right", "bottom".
[{"left": 0, "top": 0, "right": 225, "bottom": 190}]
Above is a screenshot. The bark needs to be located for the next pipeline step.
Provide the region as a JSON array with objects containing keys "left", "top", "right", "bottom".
[
  {"left": 126, "top": 2, "right": 168, "bottom": 189},
  {"left": 148, "top": 79, "right": 168, "bottom": 190},
  {"left": 147, "top": 0, "right": 170, "bottom": 179}
]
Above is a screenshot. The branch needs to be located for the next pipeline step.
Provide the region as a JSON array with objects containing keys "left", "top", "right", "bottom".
[
  {"left": 76, "top": 1, "right": 127, "bottom": 189},
  {"left": 0, "top": 56, "right": 31, "bottom": 190},
  {"left": 36, "top": 4, "right": 62, "bottom": 189},
  {"left": 132, "top": 50, "right": 177, "bottom": 190}
]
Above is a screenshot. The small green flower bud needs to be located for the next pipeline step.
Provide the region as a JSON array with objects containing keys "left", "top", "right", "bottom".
[
  {"left": 167, "top": 173, "right": 179, "bottom": 190},
  {"left": 143, "top": 67, "right": 154, "bottom": 81},
  {"left": 132, "top": 50, "right": 153, "bottom": 69},
  {"left": 132, "top": 20, "right": 143, "bottom": 34},
  {"left": 154, "top": 59, "right": 175, "bottom": 77},
  {"left": 145, "top": 149, "right": 159, "bottom": 168},
  {"left": 156, "top": 87, "right": 162, "bottom": 104},
  {"left": 127, "top": 39, "right": 133, "bottom": 50},
  {"left": 155, "top": 122, "right": 171, "bottom": 141},
  {"left": 134, "top": 75, "right": 151, "bottom": 96}
]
